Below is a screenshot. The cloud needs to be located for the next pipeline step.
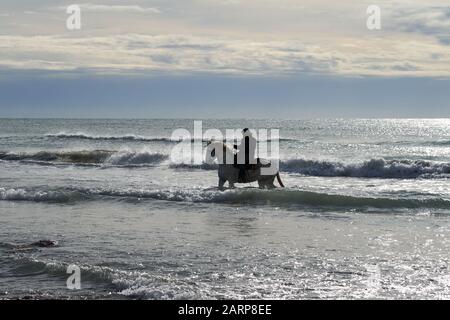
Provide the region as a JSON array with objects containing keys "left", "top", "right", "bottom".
[
  {"left": 66, "top": 3, "right": 160, "bottom": 14},
  {"left": 0, "top": 33, "right": 449, "bottom": 77},
  {"left": 383, "top": 2, "right": 450, "bottom": 45},
  {"left": 393, "top": 6, "right": 450, "bottom": 32},
  {"left": 1, "top": 1, "right": 450, "bottom": 77}
]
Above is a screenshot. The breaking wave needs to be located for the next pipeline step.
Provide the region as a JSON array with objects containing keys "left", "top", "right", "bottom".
[
  {"left": 0, "top": 149, "right": 168, "bottom": 167},
  {"left": 280, "top": 158, "right": 450, "bottom": 179},
  {"left": 45, "top": 132, "right": 176, "bottom": 143},
  {"left": 45, "top": 132, "right": 293, "bottom": 143},
  {"left": 4, "top": 255, "right": 205, "bottom": 299},
  {"left": 165, "top": 157, "right": 450, "bottom": 179},
  {"left": 2, "top": 147, "right": 449, "bottom": 179},
  {"left": 0, "top": 187, "right": 86, "bottom": 203},
  {"left": 1, "top": 186, "right": 449, "bottom": 210},
  {"left": 0, "top": 150, "right": 112, "bottom": 164},
  {"left": 105, "top": 150, "right": 168, "bottom": 166}
]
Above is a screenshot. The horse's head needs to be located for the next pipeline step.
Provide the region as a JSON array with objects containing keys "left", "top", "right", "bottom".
[
  {"left": 206, "top": 141, "right": 222, "bottom": 161},
  {"left": 205, "top": 141, "right": 233, "bottom": 164},
  {"left": 205, "top": 140, "right": 216, "bottom": 159}
]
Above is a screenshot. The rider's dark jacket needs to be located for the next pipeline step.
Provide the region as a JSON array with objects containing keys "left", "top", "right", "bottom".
[{"left": 234, "top": 131, "right": 257, "bottom": 165}]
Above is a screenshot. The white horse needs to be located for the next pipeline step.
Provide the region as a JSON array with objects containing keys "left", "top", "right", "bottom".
[{"left": 205, "top": 141, "right": 285, "bottom": 189}]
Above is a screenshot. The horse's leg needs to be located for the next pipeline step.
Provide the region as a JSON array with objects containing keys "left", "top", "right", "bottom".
[
  {"left": 258, "top": 176, "right": 276, "bottom": 189},
  {"left": 269, "top": 177, "right": 276, "bottom": 189},
  {"left": 258, "top": 180, "right": 265, "bottom": 189},
  {"left": 229, "top": 181, "right": 235, "bottom": 188},
  {"left": 218, "top": 178, "right": 226, "bottom": 190}
]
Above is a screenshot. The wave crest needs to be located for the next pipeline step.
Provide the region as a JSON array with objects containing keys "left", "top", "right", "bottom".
[
  {"left": 1, "top": 186, "right": 449, "bottom": 210},
  {"left": 106, "top": 150, "right": 168, "bottom": 166},
  {"left": 166, "top": 157, "right": 450, "bottom": 179},
  {"left": 0, "top": 187, "right": 84, "bottom": 203},
  {"left": 281, "top": 158, "right": 450, "bottom": 179},
  {"left": 0, "top": 149, "right": 168, "bottom": 166},
  {"left": 0, "top": 150, "right": 112, "bottom": 164},
  {"left": 45, "top": 132, "right": 293, "bottom": 143},
  {"left": 46, "top": 132, "right": 175, "bottom": 143}
]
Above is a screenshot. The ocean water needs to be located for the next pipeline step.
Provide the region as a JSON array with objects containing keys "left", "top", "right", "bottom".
[{"left": 1, "top": 118, "right": 450, "bottom": 300}]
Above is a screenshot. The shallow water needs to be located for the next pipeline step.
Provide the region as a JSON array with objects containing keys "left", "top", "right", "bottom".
[{"left": 1, "top": 119, "right": 449, "bottom": 299}]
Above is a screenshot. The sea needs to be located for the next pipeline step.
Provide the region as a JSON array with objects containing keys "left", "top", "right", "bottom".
[{"left": 0, "top": 118, "right": 449, "bottom": 299}]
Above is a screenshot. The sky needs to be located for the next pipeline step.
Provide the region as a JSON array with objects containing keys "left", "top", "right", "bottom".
[{"left": 0, "top": 0, "right": 449, "bottom": 118}]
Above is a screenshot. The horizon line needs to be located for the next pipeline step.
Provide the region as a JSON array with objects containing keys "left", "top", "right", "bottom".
[{"left": 1, "top": 117, "right": 450, "bottom": 121}]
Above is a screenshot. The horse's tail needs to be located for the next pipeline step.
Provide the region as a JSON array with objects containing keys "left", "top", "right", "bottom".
[{"left": 276, "top": 173, "right": 285, "bottom": 188}]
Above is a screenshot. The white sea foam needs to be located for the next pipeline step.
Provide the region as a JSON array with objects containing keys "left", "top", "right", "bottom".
[
  {"left": 167, "top": 157, "right": 450, "bottom": 179},
  {"left": 46, "top": 132, "right": 175, "bottom": 142},
  {"left": 105, "top": 149, "right": 169, "bottom": 166},
  {"left": 2, "top": 146, "right": 449, "bottom": 179},
  {"left": 0, "top": 149, "right": 168, "bottom": 166},
  {"left": 280, "top": 158, "right": 450, "bottom": 178},
  {"left": 45, "top": 132, "right": 294, "bottom": 143},
  {"left": 1, "top": 186, "right": 449, "bottom": 210}
]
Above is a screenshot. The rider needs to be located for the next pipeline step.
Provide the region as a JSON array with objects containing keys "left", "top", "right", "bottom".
[{"left": 234, "top": 128, "right": 257, "bottom": 181}]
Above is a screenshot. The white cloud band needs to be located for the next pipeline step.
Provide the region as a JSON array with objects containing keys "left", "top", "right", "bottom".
[{"left": 0, "top": 33, "right": 449, "bottom": 77}]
